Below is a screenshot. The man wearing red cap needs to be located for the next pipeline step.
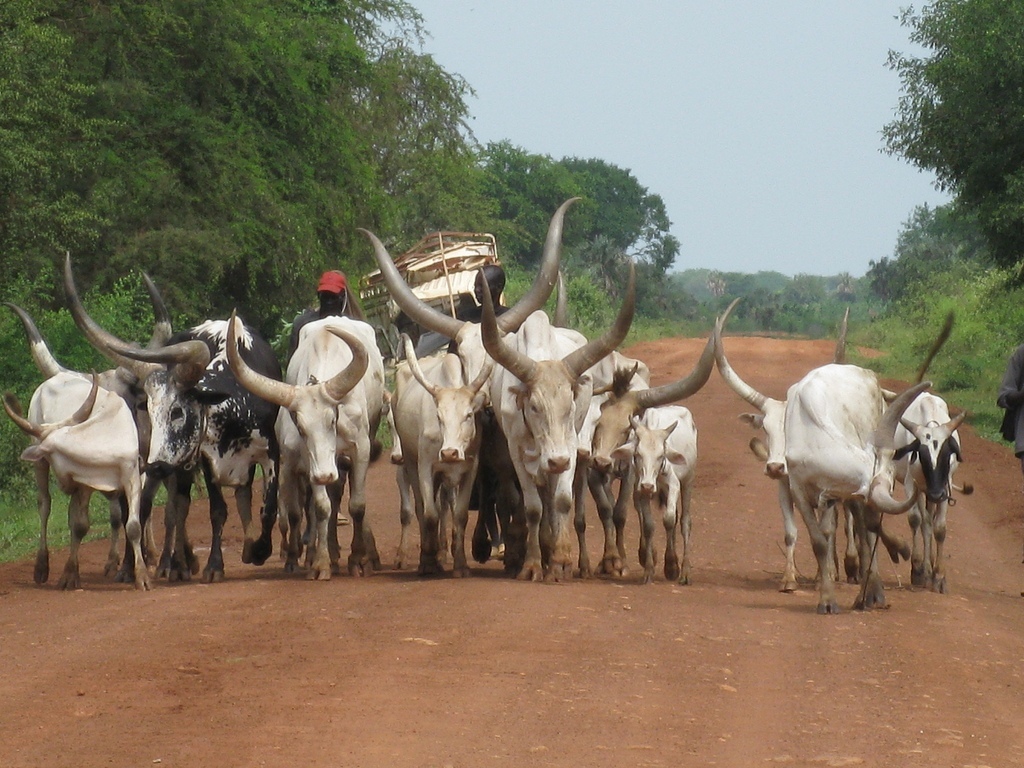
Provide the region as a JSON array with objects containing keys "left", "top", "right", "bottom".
[{"left": 287, "top": 270, "right": 355, "bottom": 361}]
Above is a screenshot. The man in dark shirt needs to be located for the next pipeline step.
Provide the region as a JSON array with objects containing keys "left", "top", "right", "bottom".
[{"left": 288, "top": 270, "right": 351, "bottom": 362}]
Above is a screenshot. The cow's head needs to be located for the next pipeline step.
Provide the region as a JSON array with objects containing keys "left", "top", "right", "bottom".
[
  {"left": 403, "top": 336, "right": 492, "bottom": 464},
  {"left": 481, "top": 263, "right": 636, "bottom": 476},
  {"left": 226, "top": 313, "right": 367, "bottom": 485},
  {"left": 895, "top": 412, "right": 966, "bottom": 504},
  {"left": 714, "top": 299, "right": 789, "bottom": 479},
  {"left": 611, "top": 415, "right": 686, "bottom": 498}
]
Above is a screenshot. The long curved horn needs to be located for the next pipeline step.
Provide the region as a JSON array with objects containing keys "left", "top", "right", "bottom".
[
  {"left": 468, "top": 356, "right": 494, "bottom": 396},
  {"left": 226, "top": 311, "right": 297, "bottom": 408},
  {"left": 142, "top": 272, "right": 173, "bottom": 348},
  {"left": 914, "top": 311, "right": 954, "bottom": 384},
  {"left": 714, "top": 298, "right": 770, "bottom": 411},
  {"left": 562, "top": 261, "right": 636, "bottom": 378},
  {"left": 553, "top": 270, "right": 568, "bottom": 328},
  {"left": 66, "top": 373, "right": 100, "bottom": 426},
  {"left": 111, "top": 338, "right": 210, "bottom": 390},
  {"left": 360, "top": 229, "right": 466, "bottom": 340},
  {"left": 5, "top": 303, "right": 67, "bottom": 379},
  {"left": 64, "top": 252, "right": 156, "bottom": 381},
  {"left": 497, "top": 197, "right": 579, "bottom": 332},
  {"left": 402, "top": 334, "right": 439, "bottom": 397},
  {"left": 323, "top": 327, "right": 369, "bottom": 403},
  {"left": 3, "top": 392, "right": 41, "bottom": 438},
  {"left": 635, "top": 329, "right": 714, "bottom": 409},
  {"left": 833, "top": 307, "right": 850, "bottom": 364},
  {"left": 480, "top": 276, "right": 537, "bottom": 383},
  {"left": 874, "top": 380, "right": 931, "bottom": 450},
  {"left": 869, "top": 478, "right": 920, "bottom": 515}
]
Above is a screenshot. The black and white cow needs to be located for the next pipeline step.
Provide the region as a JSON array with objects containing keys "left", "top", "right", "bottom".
[{"left": 65, "top": 265, "right": 281, "bottom": 583}]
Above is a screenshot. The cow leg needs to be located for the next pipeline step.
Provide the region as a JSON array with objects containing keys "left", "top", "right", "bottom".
[
  {"left": 930, "top": 499, "right": 949, "bottom": 594},
  {"left": 634, "top": 490, "right": 657, "bottom": 585},
  {"left": 451, "top": 470, "right": 475, "bottom": 578},
  {"left": 514, "top": 466, "right": 545, "bottom": 582},
  {"left": 277, "top": 468, "right": 303, "bottom": 573},
  {"left": 326, "top": 475, "right": 344, "bottom": 572},
  {"left": 104, "top": 491, "right": 123, "bottom": 578},
  {"left": 307, "top": 483, "right": 334, "bottom": 580},
  {"left": 113, "top": 493, "right": 134, "bottom": 582},
  {"left": 908, "top": 486, "right": 926, "bottom": 586},
  {"left": 589, "top": 469, "right": 624, "bottom": 577},
  {"left": 852, "top": 502, "right": 886, "bottom": 611},
  {"left": 573, "top": 461, "right": 592, "bottom": 578},
  {"left": 544, "top": 472, "right": 576, "bottom": 582},
  {"left": 58, "top": 486, "right": 91, "bottom": 590},
  {"left": 138, "top": 473, "right": 163, "bottom": 567},
  {"left": 200, "top": 461, "right": 229, "bottom": 583},
  {"left": 612, "top": 466, "right": 632, "bottom": 565},
  {"left": 672, "top": 478, "right": 691, "bottom": 585},
  {"left": 119, "top": 471, "right": 151, "bottom": 591},
  {"left": 417, "top": 463, "right": 443, "bottom": 576},
  {"left": 346, "top": 448, "right": 380, "bottom": 576},
  {"left": 777, "top": 481, "right": 799, "bottom": 592},
  {"left": 164, "top": 470, "right": 198, "bottom": 581},
  {"left": 794, "top": 491, "right": 839, "bottom": 614},
  {"left": 436, "top": 481, "right": 452, "bottom": 567},
  {"left": 251, "top": 450, "right": 279, "bottom": 566},
  {"left": 394, "top": 465, "right": 415, "bottom": 569},
  {"left": 33, "top": 460, "right": 52, "bottom": 584},
  {"left": 236, "top": 466, "right": 257, "bottom": 564},
  {"left": 841, "top": 502, "right": 859, "bottom": 584}
]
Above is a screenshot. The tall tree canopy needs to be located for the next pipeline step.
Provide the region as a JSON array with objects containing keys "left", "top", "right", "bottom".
[
  {"left": 884, "top": 1, "right": 1024, "bottom": 270},
  {"left": 0, "top": 0, "right": 480, "bottom": 331}
]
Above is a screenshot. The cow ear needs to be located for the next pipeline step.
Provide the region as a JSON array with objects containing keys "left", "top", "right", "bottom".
[
  {"left": 739, "top": 413, "right": 764, "bottom": 429},
  {"left": 509, "top": 383, "right": 528, "bottom": 408},
  {"left": 20, "top": 445, "right": 46, "bottom": 462},
  {"left": 610, "top": 442, "right": 635, "bottom": 462},
  {"left": 894, "top": 440, "right": 919, "bottom": 461},
  {"left": 749, "top": 437, "right": 769, "bottom": 461},
  {"left": 472, "top": 388, "right": 490, "bottom": 411},
  {"left": 665, "top": 448, "right": 688, "bottom": 465}
]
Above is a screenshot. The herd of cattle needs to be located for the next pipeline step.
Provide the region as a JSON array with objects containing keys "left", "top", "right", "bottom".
[{"left": 3, "top": 198, "right": 971, "bottom": 614}]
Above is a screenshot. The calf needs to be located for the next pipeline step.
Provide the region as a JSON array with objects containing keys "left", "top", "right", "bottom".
[{"left": 611, "top": 406, "right": 698, "bottom": 584}]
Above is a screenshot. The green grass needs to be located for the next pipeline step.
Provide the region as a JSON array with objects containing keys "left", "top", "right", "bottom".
[{"left": 0, "top": 489, "right": 116, "bottom": 564}]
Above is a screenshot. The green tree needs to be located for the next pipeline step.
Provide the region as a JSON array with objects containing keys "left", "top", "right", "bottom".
[
  {"left": 884, "top": 1, "right": 1024, "bottom": 269},
  {"left": 866, "top": 203, "right": 988, "bottom": 302}
]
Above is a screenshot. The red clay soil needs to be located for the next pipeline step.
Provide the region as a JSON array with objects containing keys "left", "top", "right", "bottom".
[{"left": 2, "top": 336, "right": 1024, "bottom": 768}]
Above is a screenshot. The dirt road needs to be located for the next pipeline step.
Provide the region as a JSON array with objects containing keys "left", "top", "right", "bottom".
[{"left": 2, "top": 336, "right": 1023, "bottom": 768}]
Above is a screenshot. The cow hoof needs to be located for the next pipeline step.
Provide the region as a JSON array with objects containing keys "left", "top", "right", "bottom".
[
  {"left": 678, "top": 571, "right": 691, "bottom": 586},
  {"left": 249, "top": 539, "right": 273, "bottom": 566},
  {"left": 307, "top": 567, "right": 332, "bottom": 581},
  {"left": 134, "top": 572, "right": 153, "bottom": 591},
  {"left": 202, "top": 568, "right": 225, "bottom": 584},
  {"left": 664, "top": 561, "right": 681, "bottom": 582},
  {"left": 597, "top": 557, "right": 626, "bottom": 577},
  {"left": 114, "top": 567, "right": 133, "bottom": 584},
  {"left": 517, "top": 563, "right": 544, "bottom": 582},
  {"left": 348, "top": 559, "right": 366, "bottom": 577},
  {"left": 283, "top": 559, "right": 301, "bottom": 574},
  {"left": 640, "top": 570, "right": 654, "bottom": 585},
  {"left": 57, "top": 570, "right": 81, "bottom": 591},
  {"left": 544, "top": 562, "right": 573, "bottom": 582},
  {"left": 931, "top": 576, "right": 948, "bottom": 594},
  {"left": 451, "top": 565, "right": 470, "bottom": 578},
  {"left": 910, "top": 565, "right": 926, "bottom": 588},
  {"left": 104, "top": 558, "right": 122, "bottom": 577},
  {"left": 34, "top": 553, "right": 49, "bottom": 584},
  {"left": 816, "top": 600, "right": 841, "bottom": 615}
]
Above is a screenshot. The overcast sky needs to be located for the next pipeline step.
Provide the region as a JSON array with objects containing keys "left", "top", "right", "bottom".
[{"left": 410, "top": 1, "right": 950, "bottom": 277}]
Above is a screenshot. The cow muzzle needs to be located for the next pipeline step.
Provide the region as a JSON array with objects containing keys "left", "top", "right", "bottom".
[
  {"left": 546, "top": 454, "right": 572, "bottom": 474},
  {"left": 765, "top": 462, "right": 786, "bottom": 480},
  {"left": 439, "top": 448, "right": 464, "bottom": 463}
]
